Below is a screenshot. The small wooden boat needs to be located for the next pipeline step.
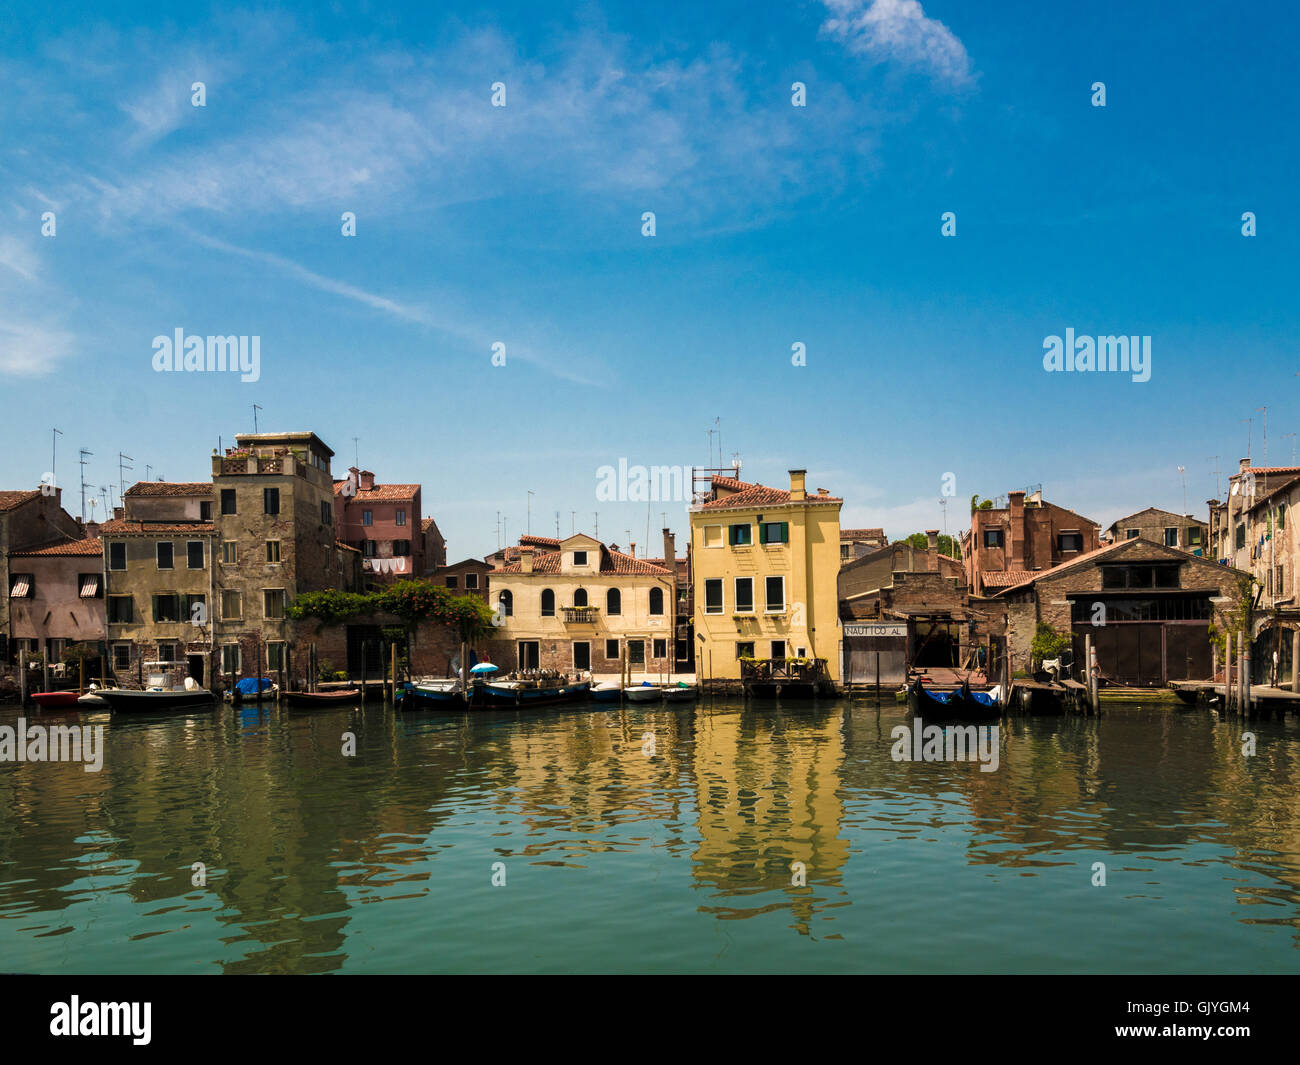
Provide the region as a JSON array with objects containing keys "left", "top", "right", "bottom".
[
  {"left": 624, "top": 683, "right": 663, "bottom": 703},
  {"left": 591, "top": 682, "right": 623, "bottom": 703},
  {"left": 227, "top": 677, "right": 279, "bottom": 703},
  {"left": 662, "top": 683, "right": 699, "bottom": 703},
  {"left": 951, "top": 681, "right": 1001, "bottom": 722},
  {"left": 282, "top": 688, "right": 362, "bottom": 708},
  {"left": 97, "top": 686, "right": 217, "bottom": 713},
  {"left": 908, "top": 678, "right": 962, "bottom": 717},
  {"left": 31, "top": 690, "right": 82, "bottom": 709},
  {"left": 472, "top": 676, "right": 592, "bottom": 708},
  {"left": 403, "top": 679, "right": 467, "bottom": 710}
]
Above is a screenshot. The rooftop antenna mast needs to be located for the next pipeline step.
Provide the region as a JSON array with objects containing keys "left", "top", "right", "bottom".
[
  {"left": 555, "top": 511, "right": 560, "bottom": 538},
  {"left": 78, "top": 448, "right": 93, "bottom": 522},
  {"left": 496, "top": 511, "right": 501, "bottom": 552},
  {"left": 1207, "top": 456, "right": 1222, "bottom": 499},
  {"left": 253, "top": 404, "right": 262, "bottom": 434},
  {"left": 527, "top": 490, "right": 534, "bottom": 535},
  {"left": 1177, "top": 465, "right": 1187, "bottom": 517},
  {"left": 1242, "top": 417, "right": 1253, "bottom": 462},
  {"left": 118, "top": 452, "right": 133, "bottom": 504},
  {"left": 1257, "top": 406, "right": 1267, "bottom": 463},
  {"left": 51, "top": 427, "right": 62, "bottom": 487},
  {"left": 353, "top": 437, "right": 360, "bottom": 468},
  {"left": 570, "top": 511, "right": 576, "bottom": 535}
]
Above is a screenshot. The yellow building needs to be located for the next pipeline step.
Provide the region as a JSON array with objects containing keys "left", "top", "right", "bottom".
[
  {"left": 490, "top": 533, "right": 678, "bottom": 677},
  {"left": 689, "top": 470, "right": 843, "bottom": 685}
]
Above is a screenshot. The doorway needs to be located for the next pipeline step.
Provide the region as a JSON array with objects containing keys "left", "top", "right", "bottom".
[{"left": 518, "top": 641, "right": 540, "bottom": 670}]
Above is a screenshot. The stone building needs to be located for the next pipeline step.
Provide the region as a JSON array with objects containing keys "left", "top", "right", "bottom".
[
  {"left": 994, "top": 538, "right": 1247, "bottom": 686},
  {"left": 1104, "top": 507, "right": 1208, "bottom": 554},
  {"left": 6, "top": 534, "right": 106, "bottom": 677},
  {"left": 839, "top": 527, "right": 887, "bottom": 565},
  {"left": 434, "top": 557, "right": 493, "bottom": 600},
  {"left": 963, "top": 489, "right": 1100, "bottom": 596},
  {"left": 333, "top": 467, "right": 424, "bottom": 583},
  {"left": 489, "top": 533, "right": 677, "bottom": 677},
  {"left": 100, "top": 482, "right": 216, "bottom": 686},
  {"left": 421, "top": 516, "right": 447, "bottom": 573},
  {"left": 211, "top": 433, "right": 362, "bottom": 684},
  {"left": 1, "top": 487, "right": 84, "bottom": 663}
]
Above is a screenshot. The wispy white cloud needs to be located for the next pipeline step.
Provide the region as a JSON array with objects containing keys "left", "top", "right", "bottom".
[
  {"left": 0, "top": 319, "right": 74, "bottom": 376},
  {"left": 820, "top": 0, "right": 973, "bottom": 87}
]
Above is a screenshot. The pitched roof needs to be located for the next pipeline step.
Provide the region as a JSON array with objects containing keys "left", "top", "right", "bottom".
[
  {"left": 1247, "top": 474, "right": 1300, "bottom": 511},
  {"left": 841, "top": 528, "right": 885, "bottom": 540},
  {"left": 0, "top": 490, "right": 40, "bottom": 512},
  {"left": 990, "top": 538, "right": 1239, "bottom": 595},
  {"left": 981, "top": 569, "right": 1038, "bottom": 588},
  {"left": 333, "top": 480, "right": 421, "bottom": 501},
  {"left": 9, "top": 536, "right": 103, "bottom": 558},
  {"left": 494, "top": 545, "right": 671, "bottom": 576},
  {"left": 98, "top": 519, "right": 215, "bottom": 536},
  {"left": 696, "top": 475, "right": 842, "bottom": 511},
  {"left": 520, "top": 534, "right": 561, "bottom": 547},
  {"left": 124, "top": 481, "right": 211, "bottom": 497}
]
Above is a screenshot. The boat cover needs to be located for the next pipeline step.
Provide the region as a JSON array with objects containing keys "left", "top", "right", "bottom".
[{"left": 235, "top": 677, "right": 274, "bottom": 695}]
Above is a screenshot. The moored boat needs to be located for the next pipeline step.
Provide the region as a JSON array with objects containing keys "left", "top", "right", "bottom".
[
  {"left": 471, "top": 674, "right": 592, "bottom": 708},
  {"left": 31, "top": 690, "right": 82, "bottom": 709},
  {"left": 227, "top": 677, "right": 278, "bottom": 703},
  {"left": 96, "top": 686, "right": 217, "bottom": 713},
  {"left": 591, "top": 682, "right": 623, "bottom": 703},
  {"left": 951, "top": 681, "right": 1001, "bottom": 722},
  {"left": 403, "top": 679, "right": 467, "bottom": 710},
  {"left": 907, "top": 678, "right": 962, "bottom": 717},
  {"left": 662, "top": 683, "right": 698, "bottom": 703},
  {"left": 624, "top": 683, "right": 663, "bottom": 703}
]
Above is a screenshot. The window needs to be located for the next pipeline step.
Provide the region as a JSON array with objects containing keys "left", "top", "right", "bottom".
[
  {"left": 109, "top": 542, "right": 126, "bottom": 570},
  {"left": 734, "top": 577, "right": 754, "bottom": 613},
  {"left": 183, "top": 593, "right": 206, "bottom": 624},
  {"left": 574, "top": 588, "right": 589, "bottom": 607},
  {"left": 841, "top": 543, "right": 852, "bottom": 559},
  {"left": 158, "top": 642, "right": 178, "bottom": 664},
  {"left": 321, "top": 500, "right": 332, "bottom": 523},
  {"left": 653, "top": 638, "right": 667, "bottom": 659},
  {"left": 573, "top": 642, "right": 591, "bottom": 670},
  {"left": 540, "top": 589, "right": 555, "bottom": 617},
  {"left": 222, "top": 590, "right": 242, "bottom": 620},
  {"left": 497, "top": 590, "right": 513, "bottom": 617},
  {"left": 1126, "top": 528, "right": 1140, "bottom": 539},
  {"left": 702, "top": 526, "right": 722, "bottom": 548},
  {"left": 445, "top": 576, "right": 458, "bottom": 589},
  {"left": 221, "top": 488, "right": 237, "bottom": 515},
  {"left": 394, "top": 540, "right": 411, "bottom": 556},
  {"left": 156, "top": 542, "right": 174, "bottom": 569},
  {"left": 200, "top": 500, "right": 213, "bottom": 522},
  {"left": 597, "top": 638, "right": 617, "bottom": 661},
  {"left": 771, "top": 639, "right": 786, "bottom": 659},
  {"left": 152, "top": 593, "right": 180, "bottom": 622},
  {"left": 1058, "top": 532, "right": 1084, "bottom": 552},
  {"left": 729, "top": 523, "right": 752, "bottom": 546},
  {"left": 736, "top": 641, "right": 755, "bottom": 659},
  {"left": 221, "top": 645, "right": 241, "bottom": 674},
  {"left": 983, "top": 529, "right": 1005, "bottom": 549},
  {"left": 760, "top": 522, "right": 789, "bottom": 545},
  {"left": 627, "top": 640, "right": 645, "bottom": 666},
  {"left": 1235, "top": 524, "right": 1246, "bottom": 549},
  {"left": 113, "top": 643, "right": 132, "bottom": 672},
  {"left": 1164, "top": 527, "right": 1179, "bottom": 548},
  {"left": 1278, "top": 505, "right": 1287, "bottom": 531},
  {"left": 1276, "top": 565, "right": 1285, "bottom": 598},
  {"left": 765, "top": 576, "right": 785, "bottom": 613},
  {"left": 78, "top": 573, "right": 102, "bottom": 599},
  {"left": 264, "top": 487, "right": 280, "bottom": 515},
  {"left": 266, "top": 540, "right": 281, "bottom": 563},
  {"left": 1189, "top": 527, "right": 1204, "bottom": 545},
  {"left": 186, "top": 541, "right": 205, "bottom": 569},
  {"left": 364, "top": 541, "right": 377, "bottom": 558},
  {"left": 107, "top": 595, "right": 134, "bottom": 623},
  {"left": 704, "top": 578, "right": 724, "bottom": 614},
  {"left": 396, "top": 509, "right": 406, "bottom": 526},
  {"left": 221, "top": 541, "right": 237, "bottom": 564},
  {"left": 573, "top": 550, "right": 588, "bottom": 566},
  {"left": 267, "top": 642, "right": 286, "bottom": 671},
  {"left": 362, "top": 509, "right": 373, "bottom": 526},
  {"left": 465, "top": 573, "right": 479, "bottom": 589},
  {"left": 607, "top": 588, "right": 621, "bottom": 616},
  {"left": 264, "top": 589, "right": 286, "bottom": 620},
  {"left": 649, "top": 586, "right": 664, "bottom": 615},
  {"left": 9, "top": 573, "right": 33, "bottom": 597}
]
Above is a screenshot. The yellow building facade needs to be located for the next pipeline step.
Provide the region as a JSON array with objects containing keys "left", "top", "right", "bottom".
[{"left": 689, "top": 470, "right": 843, "bottom": 683}]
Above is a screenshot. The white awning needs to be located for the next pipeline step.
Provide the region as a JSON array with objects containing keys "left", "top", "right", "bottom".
[
  {"left": 79, "top": 574, "right": 100, "bottom": 598},
  {"left": 9, "top": 575, "right": 31, "bottom": 597}
]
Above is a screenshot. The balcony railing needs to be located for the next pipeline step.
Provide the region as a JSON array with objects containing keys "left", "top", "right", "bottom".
[
  {"left": 562, "top": 605, "right": 600, "bottom": 623},
  {"left": 739, "top": 657, "right": 828, "bottom": 683}
]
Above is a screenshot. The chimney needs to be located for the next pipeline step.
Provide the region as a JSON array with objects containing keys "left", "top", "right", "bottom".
[
  {"left": 662, "top": 528, "right": 676, "bottom": 574},
  {"left": 926, "top": 529, "right": 939, "bottom": 550},
  {"left": 360, "top": 470, "right": 376, "bottom": 491},
  {"left": 113, "top": 506, "right": 123, "bottom": 520},
  {"left": 630, "top": 542, "right": 637, "bottom": 558},
  {"left": 519, "top": 545, "right": 534, "bottom": 573},
  {"left": 790, "top": 469, "right": 806, "bottom": 502},
  {"left": 1008, "top": 491, "right": 1026, "bottom": 568},
  {"left": 85, "top": 521, "right": 100, "bottom": 538},
  {"left": 1239, "top": 458, "right": 1251, "bottom": 474}
]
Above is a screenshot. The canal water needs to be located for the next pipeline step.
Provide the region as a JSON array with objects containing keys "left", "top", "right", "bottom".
[{"left": 1, "top": 697, "right": 1298, "bottom": 974}]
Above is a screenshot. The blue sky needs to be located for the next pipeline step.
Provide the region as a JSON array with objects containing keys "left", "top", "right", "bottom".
[{"left": 2, "top": 0, "right": 1296, "bottom": 557}]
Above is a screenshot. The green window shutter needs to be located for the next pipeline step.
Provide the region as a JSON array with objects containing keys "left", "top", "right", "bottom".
[{"left": 780, "top": 522, "right": 789, "bottom": 543}]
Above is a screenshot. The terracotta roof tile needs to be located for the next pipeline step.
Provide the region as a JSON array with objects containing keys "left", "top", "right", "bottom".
[
  {"left": 0, "top": 490, "right": 41, "bottom": 512},
  {"left": 333, "top": 480, "right": 421, "bottom": 501},
  {"left": 9, "top": 536, "right": 103, "bottom": 557},
  {"left": 980, "top": 569, "right": 1038, "bottom": 588},
  {"left": 841, "top": 528, "right": 886, "bottom": 540},
  {"left": 99, "top": 519, "right": 215, "bottom": 536},
  {"left": 494, "top": 546, "right": 671, "bottom": 576},
  {"left": 697, "top": 475, "right": 842, "bottom": 511},
  {"left": 124, "top": 481, "right": 212, "bottom": 497}
]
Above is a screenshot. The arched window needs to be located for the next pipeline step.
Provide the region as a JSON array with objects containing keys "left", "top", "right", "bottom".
[
  {"left": 541, "top": 588, "right": 555, "bottom": 617},
  {"left": 574, "top": 588, "right": 588, "bottom": 607},
  {"left": 649, "top": 587, "right": 664, "bottom": 616},
  {"left": 497, "top": 590, "right": 513, "bottom": 617},
  {"left": 607, "top": 588, "right": 621, "bottom": 616}
]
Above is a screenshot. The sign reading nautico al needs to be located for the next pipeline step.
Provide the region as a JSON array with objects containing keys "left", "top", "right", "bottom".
[{"left": 844, "top": 624, "right": 906, "bottom": 638}]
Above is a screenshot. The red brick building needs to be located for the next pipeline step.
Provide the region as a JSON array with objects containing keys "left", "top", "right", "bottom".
[
  {"left": 333, "top": 468, "right": 423, "bottom": 583},
  {"left": 963, "top": 489, "right": 1100, "bottom": 596}
]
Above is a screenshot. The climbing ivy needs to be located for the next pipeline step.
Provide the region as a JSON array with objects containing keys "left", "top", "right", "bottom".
[{"left": 287, "top": 580, "right": 496, "bottom": 641}]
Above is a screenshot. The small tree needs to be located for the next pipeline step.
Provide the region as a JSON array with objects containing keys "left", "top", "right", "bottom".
[{"left": 1030, "top": 622, "right": 1071, "bottom": 667}]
